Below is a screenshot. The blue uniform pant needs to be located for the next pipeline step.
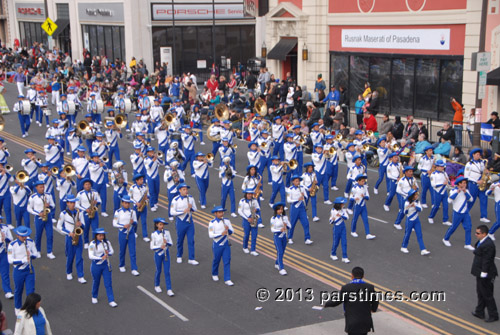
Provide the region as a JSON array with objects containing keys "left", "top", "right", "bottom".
[
  {"left": 444, "top": 211, "right": 472, "bottom": 245},
  {"left": 135, "top": 207, "right": 148, "bottom": 238},
  {"left": 273, "top": 233, "right": 287, "bottom": 270},
  {"left": 83, "top": 213, "right": 99, "bottom": 244},
  {"left": 13, "top": 267, "right": 34, "bottom": 309},
  {"left": 344, "top": 179, "right": 353, "bottom": 196},
  {"left": 167, "top": 189, "right": 178, "bottom": 218},
  {"left": 212, "top": 242, "right": 231, "bottom": 281},
  {"left": 468, "top": 182, "right": 488, "bottom": 218},
  {"left": 270, "top": 182, "right": 286, "bottom": 205},
  {"left": 92, "top": 113, "right": 102, "bottom": 124},
  {"left": 113, "top": 191, "right": 127, "bottom": 213},
  {"left": 94, "top": 182, "right": 107, "bottom": 213},
  {"left": 108, "top": 145, "right": 120, "bottom": 167},
  {"left": 59, "top": 199, "right": 67, "bottom": 213},
  {"left": 384, "top": 179, "right": 397, "bottom": 207},
  {"left": 331, "top": 223, "right": 348, "bottom": 258},
  {"left": 211, "top": 141, "right": 221, "bottom": 156},
  {"left": 394, "top": 194, "right": 405, "bottom": 226},
  {"left": 258, "top": 157, "right": 270, "bottom": 183},
  {"left": 65, "top": 235, "right": 84, "bottom": 278},
  {"left": 0, "top": 252, "right": 12, "bottom": 294},
  {"left": 14, "top": 205, "right": 29, "bottom": 228},
  {"left": 489, "top": 202, "right": 500, "bottom": 235},
  {"left": 420, "top": 173, "right": 434, "bottom": 205},
  {"left": 181, "top": 149, "right": 195, "bottom": 175},
  {"left": 351, "top": 204, "right": 370, "bottom": 235},
  {"left": 374, "top": 165, "right": 387, "bottom": 192},
  {"left": 328, "top": 163, "right": 339, "bottom": 188},
  {"left": 118, "top": 230, "right": 138, "bottom": 270},
  {"left": 305, "top": 193, "right": 317, "bottom": 218},
  {"left": 316, "top": 172, "right": 330, "bottom": 201},
  {"left": 285, "top": 167, "right": 298, "bottom": 188},
  {"left": 221, "top": 183, "right": 236, "bottom": 213},
  {"left": 194, "top": 123, "right": 203, "bottom": 142},
  {"left": 17, "top": 113, "right": 31, "bottom": 135},
  {"left": 147, "top": 176, "right": 160, "bottom": 208},
  {"left": 91, "top": 262, "right": 114, "bottom": 302},
  {"left": 195, "top": 176, "right": 209, "bottom": 206},
  {"left": 288, "top": 205, "right": 311, "bottom": 241},
  {"left": 428, "top": 191, "right": 449, "bottom": 222},
  {"left": 85, "top": 139, "right": 93, "bottom": 154},
  {"left": 0, "top": 194, "right": 12, "bottom": 226},
  {"left": 176, "top": 219, "right": 195, "bottom": 260},
  {"left": 273, "top": 142, "right": 284, "bottom": 160},
  {"left": 402, "top": 218, "right": 426, "bottom": 250},
  {"left": 242, "top": 219, "right": 258, "bottom": 252},
  {"left": 154, "top": 250, "right": 172, "bottom": 289},
  {"left": 34, "top": 215, "right": 53, "bottom": 254},
  {"left": 296, "top": 151, "right": 303, "bottom": 175}
]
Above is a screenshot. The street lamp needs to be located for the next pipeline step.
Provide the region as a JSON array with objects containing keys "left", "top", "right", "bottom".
[
  {"left": 302, "top": 44, "right": 308, "bottom": 61},
  {"left": 261, "top": 42, "right": 267, "bottom": 58}
]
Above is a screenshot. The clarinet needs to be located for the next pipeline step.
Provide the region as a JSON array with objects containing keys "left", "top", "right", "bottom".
[
  {"left": 24, "top": 240, "right": 33, "bottom": 274},
  {"left": 102, "top": 239, "right": 112, "bottom": 272},
  {"left": 163, "top": 230, "right": 168, "bottom": 261}
]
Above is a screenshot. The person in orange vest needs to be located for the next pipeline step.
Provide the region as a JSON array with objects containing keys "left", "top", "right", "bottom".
[{"left": 451, "top": 97, "right": 464, "bottom": 147}]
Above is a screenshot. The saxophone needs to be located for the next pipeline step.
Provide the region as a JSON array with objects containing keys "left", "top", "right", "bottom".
[
  {"left": 253, "top": 177, "right": 262, "bottom": 199},
  {"left": 310, "top": 175, "right": 319, "bottom": 197},
  {"left": 88, "top": 192, "right": 97, "bottom": 219},
  {"left": 225, "top": 162, "right": 233, "bottom": 178},
  {"left": 137, "top": 185, "right": 149, "bottom": 212},
  {"left": 249, "top": 200, "right": 259, "bottom": 228},
  {"left": 479, "top": 159, "right": 491, "bottom": 191},
  {"left": 71, "top": 209, "right": 83, "bottom": 246},
  {"left": 40, "top": 195, "right": 51, "bottom": 222},
  {"left": 172, "top": 169, "right": 180, "bottom": 186}
]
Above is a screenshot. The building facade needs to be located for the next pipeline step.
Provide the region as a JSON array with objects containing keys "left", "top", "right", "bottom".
[{"left": 264, "top": 0, "right": 483, "bottom": 121}]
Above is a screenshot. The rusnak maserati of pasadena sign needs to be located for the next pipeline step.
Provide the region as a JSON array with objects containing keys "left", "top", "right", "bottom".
[
  {"left": 341, "top": 29, "right": 451, "bottom": 50},
  {"left": 15, "top": 2, "right": 45, "bottom": 19},
  {"left": 152, "top": 3, "right": 245, "bottom": 20}
]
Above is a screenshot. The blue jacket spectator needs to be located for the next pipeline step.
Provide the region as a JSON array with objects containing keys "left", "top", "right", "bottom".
[{"left": 434, "top": 138, "right": 451, "bottom": 157}]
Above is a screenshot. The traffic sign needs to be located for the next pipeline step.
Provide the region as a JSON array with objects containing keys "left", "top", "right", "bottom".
[{"left": 41, "top": 17, "right": 57, "bottom": 36}]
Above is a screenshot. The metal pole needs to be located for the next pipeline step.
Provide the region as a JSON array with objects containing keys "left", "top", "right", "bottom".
[
  {"left": 171, "top": 1, "right": 176, "bottom": 76},
  {"left": 473, "top": 0, "right": 489, "bottom": 146},
  {"left": 212, "top": 0, "right": 216, "bottom": 72}
]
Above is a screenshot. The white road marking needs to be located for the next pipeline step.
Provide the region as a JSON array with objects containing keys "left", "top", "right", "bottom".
[
  {"left": 137, "top": 285, "right": 189, "bottom": 322},
  {"left": 368, "top": 216, "right": 389, "bottom": 224}
]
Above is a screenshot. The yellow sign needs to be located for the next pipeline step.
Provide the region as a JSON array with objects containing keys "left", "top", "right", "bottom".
[{"left": 41, "top": 18, "right": 57, "bottom": 36}]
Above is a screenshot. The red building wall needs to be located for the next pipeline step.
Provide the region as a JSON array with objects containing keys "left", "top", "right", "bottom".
[
  {"left": 329, "top": 0, "right": 466, "bottom": 13},
  {"left": 278, "top": 0, "right": 302, "bottom": 10}
]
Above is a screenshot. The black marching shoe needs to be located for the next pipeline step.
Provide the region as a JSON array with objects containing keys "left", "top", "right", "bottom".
[
  {"left": 471, "top": 311, "right": 485, "bottom": 319},
  {"left": 485, "top": 316, "right": 499, "bottom": 323}
]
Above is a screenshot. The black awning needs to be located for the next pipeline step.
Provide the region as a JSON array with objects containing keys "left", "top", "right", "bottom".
[
  {"left": 267, "top": 38, "right": 297, "bottom": 61},
  {"left": 487, "top": 66, "right": 500, "bottom": 86},
  {"left": 51, "top": 19, "right": 70, "bottom": 38}
]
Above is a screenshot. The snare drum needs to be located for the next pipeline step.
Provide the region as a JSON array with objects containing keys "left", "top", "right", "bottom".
[
  {"left": 124, "top": 98, "right": 132, "bottom": 113},
  {"left": 67, "top": 101, "right": 76, "bottom": 115},
  {"left": 95, "top": 100, "right": 104, "bottom": 114},
  {"left": 21, "top": 101, "right": 31, "bottom": 115}
]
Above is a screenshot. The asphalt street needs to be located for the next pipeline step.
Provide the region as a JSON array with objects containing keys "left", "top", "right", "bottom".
[{"left": 0, "top": 83, "right": 498, "bottom": 335}]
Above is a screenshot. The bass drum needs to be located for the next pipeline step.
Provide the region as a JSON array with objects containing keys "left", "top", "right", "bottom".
[
  {"left": 21, "top": 101, "right": 31, "bottom": 115},
  {"left": 124, "top": 98, "right": 132, "bottom": 113},
  {"left": 67, "top": 101, "right": 76, "bottom": 115},
  {"left": 95, "top": 100, "right": 104, "bottom": 114}
]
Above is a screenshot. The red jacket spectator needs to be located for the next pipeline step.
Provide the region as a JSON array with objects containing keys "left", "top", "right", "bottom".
[
  {"left": 206, "top": 75, "right": 219, "bottom": 97},
  {"left": 364, "top": 112, "right": 378, "bottom": 132}
]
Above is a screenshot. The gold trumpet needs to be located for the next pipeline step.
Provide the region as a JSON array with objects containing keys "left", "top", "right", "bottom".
[
  {"left": 391, "top": 144, "right": 400, "bottom": 151},
  {"left": 102, "top": 157, "right": 109, "bottom": 163},
  {"left": 63, "top": 164, "right": 76, "bottom": 177},
  {"left": 335, "top": 134, "right": 343, "bottom": 141},
  {"left": 206, "top": 153, "right": 215, "bottom": 163},
  {"left": 157, "top": 152, "right": 164, "bottom": 159},
  {"left": 283, "top": 159, "right": 298, "bottom": 171},
  {"left": 230, "top": 143, "right": 238, "bottom": 150},
  {"left": 51, "top": 167, "right": 59, "bottom": 174},
  {"left": 5, "top": 164, "right": 13, "bottom": 172},
  {"left": 261, "top": 142, "right": 268, "bottom": 149},
  {"left": 366, "top": 130, "right": 374, "bottom": 137},
  {"left": 163, "top": 113, "right": 174, "bottom": 125},
  {"left": 77, "top": 120, "right": 90, "bottom": 132},
  {"left": 115, "top": 114, "right": 127, "bottom": 128},
  {"left": 16, "top": 170, "right": 29, "bottom": 183},
  {"left": 215, "top": 103, "right": 229, "bottom": 121}
]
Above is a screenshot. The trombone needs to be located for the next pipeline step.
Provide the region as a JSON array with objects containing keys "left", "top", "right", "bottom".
[{"left": 114, "top": 114, "right": 127, "bottom": 128}]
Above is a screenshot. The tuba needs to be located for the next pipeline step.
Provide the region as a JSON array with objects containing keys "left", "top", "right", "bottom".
[
  {"left": 254, "top": 98, "right": 268, "bottom": 117},
  {"left": 206, "top": 124, "right": 221, "bottom": 142},
  {"left": 114, "top": 114, "right": 127, "bottom": 128},
  {"left": 215, "top": 103, "right": 229, "bottom": 121}
]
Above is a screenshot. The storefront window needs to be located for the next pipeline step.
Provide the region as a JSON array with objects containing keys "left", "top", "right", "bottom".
[
  {"left": 81, "top": 25, "right": 125, "bottom": 61},
  {"left": 19, "top": 22, "right": 48, "bottom": 48},
  {"left": 330, "top": 54, "right": 349, "bottom": 92},
  {"left": 391, "top": 58, "right": 415, "bottom": 116},
  {"left": 415, "top": 58, "right": 439, "bottom": 119},
  {"left": 349, "top": 55, "right": 369, "bottom": 106},
  {"left": 439, "top": 59, "right": 463, "bottom": 120},
  {"left": 370, "top": 57, "right": 391, "bottom": 114}
]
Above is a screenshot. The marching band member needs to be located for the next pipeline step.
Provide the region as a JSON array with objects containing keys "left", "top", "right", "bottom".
[
  {"left": 242, "top": 164, "right": 264, "bottom": 206},
  {"left": 219, "top": 156, "right": 237, "bottom": 217},
  {"left": 208, "top": 206, "right": 234, "bottom": 286},
  {"left": 145, "top": 147, "right": 163, "bottom": 212},
  {"left": 105, "top": 120, "right": 122, "bottom": 166},
  {"left": 67, "top": 86, "right": 81, "bottom": 125},
  {"left": 150, "top": 217, "right": 174, "bottom": 296},
  {"left": 44, "top": 135, "right": 63, "bottom": 169},
  {"left": 284, "top": 133, "right": 299, "bottom": 187},
  {"left": 324, "top": 135, "right": 340, "bottom": 191},
  {"left": 247, "top": 141, "right": 262, "bottom": 177},
  {"left": 14, "top": 95, "right": 31, "bottom": 138},
  {"left": 310, "top": 123, "right": 324, "bottom": 147},
  {"left": 464, "top": 148, "right": 490, "bottom": 222},
  {"left": 37, "top": 163, "right": 56, "bottom": 215},
  {"left": 27, "top": 82, "right": 37, "bottom": 120},
  {"left": 10, "top": 178, "right": 31, "bottom": 228},
  {"left": 401, "top": 189, "right": 430, "bottom": 255},
  {"left": 166, "top": 141, "right": 185, "bottom": 165},
  {"left": 210, "top": 118, "right": 222, "bottom": 156},
  {"left": 0, "top": 138, "right": 8, "bottom": 165},
  {"left": 27, "top": 180, "right": 55, "bottom": 259},
  {"left": 88, "top": 228, "right": 117, "bottom": 307},
  {"left": 0, "top": 164, "right": 13, "bottom": 227},
  {"left": 269, "top": 156, "right": 286, "bottom": 206},
  {"left": 168, "top": 110, "right": 181, "bottom": 133},
  {"left": 374, "top": 137, "right": 389, "bottom": 195},
  {"left": 56, "top": 169, "right": 75, "bottom": 212},
  {"left": 130, "top": 143, "right": 146, "bottom": 176},
  {"left": 249, "top": 120, "right": 260, "bottom": 142},
  {"left": 57, "top": 94, "right": 70, "bottom": 126},
  {"left": 394, "top": 166, "right": 419, "bottom": 230},
  {"left": 443, "top": 176, "right": 474, "bottom": 250},
  {"left": 344, "top": 143, "right": 356, "bottom": 170},
  {"left": 270, "top": 202, "right": 290, "bottom": 275},
  {"left": 350, "top": 174, "right": 376, "bottom": 240},
  {"left": 131, "top": 113, "right": 148, "bottom": 135},
  {"left": 218, "top": 138, "right": 235, "bottom": 170},
  {"left": 191, "top": 105, "right": 204, "bottom": 145},
  {"left": 0, "top": 216, "right": 13, "bottom": 299},
  {"left": 134, "top": 132, "right": 150, "bottom": 155},
  {"left": 21, "top": 149, "right": 41, "bottom": 190},
  {"left": 383, "top": 153, "right": 401, "bottom": 212},
  {"left": 111, "top": 161, "right": 128, "bottom": 212},
  {"left": 77, "top": 179, "right": 101, "bottom": 248},
  {"left": 170, "top": 183, "right": 199, "bottom": 265},
  {"left": 219, "top": 120, "right": 235, "bottom": 147},
  {"left": 417, "top": 146, "right": 435, "bottom": 207},
  {"left": 81, "top": 114, "right": 96, "bottom": 153},
  {"left": 56, "top": 113, "right": 69, "bottom": 155},
  {"left": 428, "top": 160, "right": 451, "bottom": 225},
  {"left": 56, "top": 195, "right": 86, "bottom": 283},
  {"left": 89, "top": 153, "right": 108, "bottom": 217},
  {"left": 257, "top": 130, "right": 273, "bottom": 183},
  {"left": 67, "top": 127, "right": 82, "bottom": 159},
  {"left": 87, "top": 93, "right": 100, "bottom": 125},
  {"left": 238, "top": 189, "right": 261, "bottom": 256},
  {"left": 114, "top": 90, "right": 126, "bottom": 114},
  {"left": 272, "top": 116, "right": 286, "bottom": 160},
  {"left": 180, "top": 126, "right": 197, "bottom": 175},
  {"left": 129, "top": 174, "right": 149, "bottom": 242},
  {"left": 286, "top": 175, "right": 313, "bottom": 245},
  {"left": 73, "top": 146, "right": 90, "bottom": 192},
  {"left": 7, "top": 226, "right": 38, "bottom": 313},
  {"left": 312, "top": 144, "right": 332, "bottom": 205},
  {"left": 173, "top": 99, "right": 185, "bottom": 125},
  {"left": 164, "top": 160, "right": 184, "bottom": 220},
  {"left": 51, "top": 76, "right": 61, "bottom": 106},
  {"left": 353, "top": 130, "right": 371, "bottom": 167},
  {"left": 302, "top": 162, "right": 319, "bottom": 222},
  {"left": 155, "top": 120, "right": 170, "bottom": 158},
  {"left": 35, "top": 89, "right": 49, "bottom": 127},
  {"left": 112, "top": 195, "right": 139, "bottom": 276},
  {"left": 329, "top": 197, "right": 350, "bottom": 263},
  {"left": 150, "top": 99, "right": 164, "bottom": 134},
  {"left": 486, "top": 180, "right": 500, "bottom": 240},
  {"left": 140, "top": 108, "right": 153, "bottom": 139},
  {"left": 345, "top": 155, "right": 365, "bottom": 213},
  {"left": 92, "top": 132, "right": 109, "bottom": 163},
  {"left": 193, "top": 152, "right": 212, "bottom": 209},
  {"left": 291, "top": 125, "right": 304, "bottom": 175}
]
